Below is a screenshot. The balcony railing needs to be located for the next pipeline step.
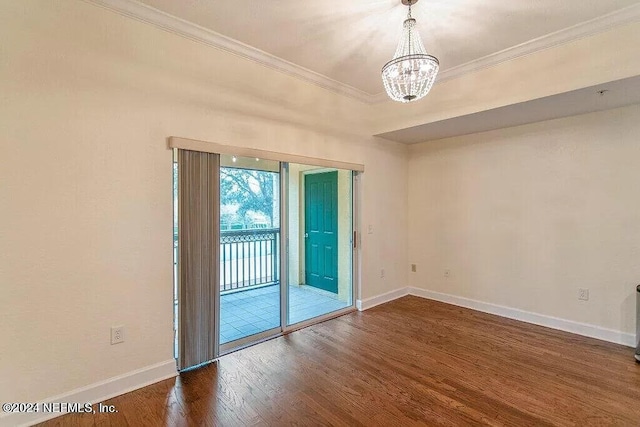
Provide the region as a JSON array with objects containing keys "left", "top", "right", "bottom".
[
  {"left": 220, "top": 228, "right": 279, "bottom": 293},
  {"left": 173, "top": 228, "right": 279, "bottom": 294}
]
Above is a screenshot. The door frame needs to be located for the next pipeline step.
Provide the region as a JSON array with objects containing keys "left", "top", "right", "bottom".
[
  {"left": 281, "top": 167, "right": 359, "bottom": 332},
  {"left": 218, "top": 158, "right": 283, "bottom": 356},
  {"left": 280, "top": 163, "right": 289, "bottom": 332}
]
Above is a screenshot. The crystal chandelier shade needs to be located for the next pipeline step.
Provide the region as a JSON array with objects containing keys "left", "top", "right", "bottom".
[{"left": 381, "top": 1, "right": 439, "bottom": 103}]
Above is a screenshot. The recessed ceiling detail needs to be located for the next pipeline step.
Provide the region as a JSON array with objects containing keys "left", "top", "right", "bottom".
[
  {"left": 377, "top": 76, "right": 640, "bottom": 143},
  {"left": 86, "top": 0, "right": 640, "bottom": 103}
]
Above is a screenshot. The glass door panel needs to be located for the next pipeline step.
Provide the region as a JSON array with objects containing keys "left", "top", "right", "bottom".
[
  {"left": 286, "top": 164, "right": 353, "bottom": 325},
  {"left": 219, "top": 155, "right": 281, "bottom": 349}
]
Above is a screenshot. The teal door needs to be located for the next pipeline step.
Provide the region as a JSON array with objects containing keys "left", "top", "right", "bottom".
[{"left": 304, "top": 171, "right": 338, "bottom": 293}]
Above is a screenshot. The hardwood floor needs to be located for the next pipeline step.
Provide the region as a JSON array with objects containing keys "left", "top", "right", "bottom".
[{"left": 38, "top": 296, "right": 640, "bottom": 426}]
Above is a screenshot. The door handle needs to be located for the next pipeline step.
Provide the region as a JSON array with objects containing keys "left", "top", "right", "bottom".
[{"left": 305, "top": 233, "right": 309, "bottom": 238}]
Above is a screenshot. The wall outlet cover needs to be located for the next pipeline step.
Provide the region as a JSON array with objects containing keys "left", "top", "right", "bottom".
[
  {"left": 578, "top": 289, "right": 589, "bottom": 301},
  {"left": 111, "top": 326, "right": 125, "bottom": 345}
]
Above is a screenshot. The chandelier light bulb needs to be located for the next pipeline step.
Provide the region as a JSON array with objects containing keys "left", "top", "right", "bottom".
[{"left": 381, "top": 0, "right": 439, "bottom": 103}]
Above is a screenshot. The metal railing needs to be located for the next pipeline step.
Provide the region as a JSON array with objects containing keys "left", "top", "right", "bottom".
[{"left": 220, "top": 228, "right": 279, "bottom": 293}]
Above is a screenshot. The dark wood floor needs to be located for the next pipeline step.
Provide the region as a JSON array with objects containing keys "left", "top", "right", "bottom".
[{"left": 39, "top": 296, "right": 640, "bottom": 426}]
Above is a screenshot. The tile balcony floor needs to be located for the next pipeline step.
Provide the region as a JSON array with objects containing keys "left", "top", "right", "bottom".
[{"left": 220, "top": 284, "right": 350, "bottom": 344}]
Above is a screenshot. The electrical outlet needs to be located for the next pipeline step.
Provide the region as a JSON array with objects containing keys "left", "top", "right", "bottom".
[
  {"left": 111, "top": 326, "right": 125, "bottom": 345},
  {"left": 411, "top": 264, "right": 417, "bottom": 272},
  {"left": 380, "top": 269, "right": 385, "bottom": 278},
  {"left": 578, "top": 288, "right": 589, "bottom": 301},
  {"left": 368, "top": 225, "right": 374, "bottom": 234},
  {"left": 444, "top": 269, "right": 450, "bottom": 278}
]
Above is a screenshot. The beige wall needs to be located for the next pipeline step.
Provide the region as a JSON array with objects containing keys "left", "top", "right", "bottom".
[
  {"left": 408, "top": 104, "right": 640, "bottom": 336},
  {"left": 337, "top": 169, "right": 352, "bottom": 302},
  {"left": 288, "top": 164, "right": 303, "bottom": 286},
  {"left": 0, "top": 0, "right": 408, "bottom": 404}
]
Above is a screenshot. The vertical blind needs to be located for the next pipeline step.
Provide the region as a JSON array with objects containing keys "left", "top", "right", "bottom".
[{"left": 178, "top": 149, "right": 220, "bottom": 370}]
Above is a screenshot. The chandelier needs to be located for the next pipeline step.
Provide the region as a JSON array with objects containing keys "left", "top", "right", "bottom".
[{"left": 381, "top": 0, "right": 439, "bottom": 102}]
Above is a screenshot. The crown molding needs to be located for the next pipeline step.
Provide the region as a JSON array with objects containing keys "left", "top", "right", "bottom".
[
  {"left": 84, "top": 0, "right": 640, "bottom": 105},
  {"left": 432, "top": 3, "right": 640, "bottom": 86},
  {"left": 83, "top": 0, "right": 375, "bottom": 103}
]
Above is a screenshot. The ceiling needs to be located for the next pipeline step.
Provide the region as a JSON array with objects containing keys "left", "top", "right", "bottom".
[{"left": 137, "top": 0, "right": 639, "bottom": 95}]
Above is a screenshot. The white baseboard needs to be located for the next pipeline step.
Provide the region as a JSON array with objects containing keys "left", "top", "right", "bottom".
[
  {"left": 0, "top": 359, "right": 177, "bottom": 427},
  {"left": 359, "top": 286, "right": 635, "bottom": 348},
  {"left": 409, "top": 287, "right": 636, "bottom": 348},
  {"left": 357, "top": 287, "right": 409, "bottom": 311}
]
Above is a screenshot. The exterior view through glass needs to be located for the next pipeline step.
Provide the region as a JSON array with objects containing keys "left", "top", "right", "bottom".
[{"left": 219, "top": 155, "right": 281, "bottom": 345}]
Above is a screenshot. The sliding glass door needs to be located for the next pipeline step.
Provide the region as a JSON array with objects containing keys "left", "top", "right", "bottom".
[{"left": 174, "top": 149, "right": 358, "bottom": 365}]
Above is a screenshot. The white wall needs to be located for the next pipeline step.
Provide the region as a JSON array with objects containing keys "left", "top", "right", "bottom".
[
  {"left": 408, "top": 105, "right": 640, "bottom": 337},
  {"left": 0, "top": 0, "right": 408, "bottom": 406}
]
